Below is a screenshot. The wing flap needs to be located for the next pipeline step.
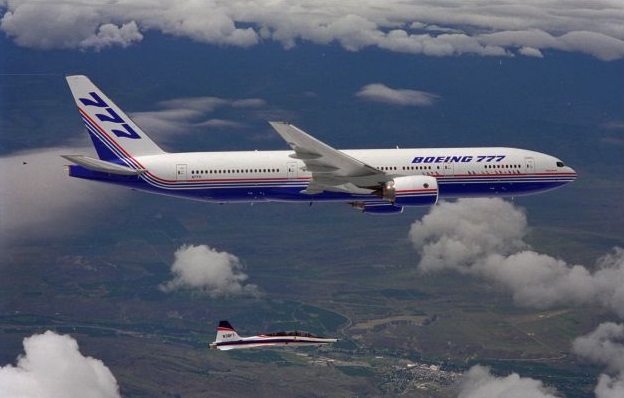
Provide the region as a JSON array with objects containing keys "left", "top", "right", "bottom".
[
  {"left": 269, "top": 122, "right": 380, "bottom": 177},
  {"left": 302, "top": 164, "right": 340, "bottom": 173},
  {"left": 288, "top": 151, "right": 322, "bottom": 160},
  {"left": 269, "top": 121, "right": 389, "bottom": 194}
]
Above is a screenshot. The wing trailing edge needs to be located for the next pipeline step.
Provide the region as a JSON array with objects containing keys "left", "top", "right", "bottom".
[{"left": 269, "top": 121, "right": 389, "bottom": 194}]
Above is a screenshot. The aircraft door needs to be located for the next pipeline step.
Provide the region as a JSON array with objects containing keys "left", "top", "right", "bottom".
[
  {"left": 176, "top": 164, "right": 187, "bottom": 180},
  {"left": 442, "top": 162, "right": 454, "bottom": 176},
  {"left": 524, "top": 157, "right": 535, "bottom": 174},
  {"left": 287, "top": 162, "right": 298, "bottom": 180}
]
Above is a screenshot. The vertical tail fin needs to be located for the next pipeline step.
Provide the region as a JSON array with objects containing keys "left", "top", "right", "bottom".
[
  {"left": 215, "top": 320, "right": 241, "bottom": 343},
  {"left": 65, "top": 75, "right": 165, "bottom": 163}
]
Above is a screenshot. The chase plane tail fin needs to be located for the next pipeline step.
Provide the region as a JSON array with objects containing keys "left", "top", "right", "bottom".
[{"left": 215, "top": 320, "right": 242, "bottom": 343}]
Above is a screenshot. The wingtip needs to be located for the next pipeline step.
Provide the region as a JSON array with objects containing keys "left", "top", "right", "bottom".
[
  {"left": 268, "top": 121, "right": 293, "bottom": 135},
  {"left": 268, "top": 121, "right": 289, "bottom": 126},
  {"left": 65, "top": 74, "right": 87, "bottom": 81}
]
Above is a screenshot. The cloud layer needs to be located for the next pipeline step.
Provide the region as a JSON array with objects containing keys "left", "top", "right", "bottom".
[
  {"left": 0, "top": 331, "right": 120, "bottom": 398},
  {"left": 409, "top": 198, "right": 624, "bottom": 317},
  {"left": 573, "top": 322, "right": 624, "bottom": 398},
  {"left": 1, "top": 1, "right": 622, "bottom": 60},
  {"left": 455, "top": 322, "right": 624, "bottom": 397},
  {"left": 0, "top": 147, "right": 128, "bottom": 247},
  {"left": 130, "top": 96, "right": 265, "bottom": 137},
  {"left": 418, "top": 201, "right": 624, "bottom": 397},
  {"left": 457, "top": 365, "right": 559, "bottom": 398},
  {"left": 356, "top": 84, "right": 439, "bottom": 106},
  {"left": 160, "top": 244, "right": 259, "bottom": 297}
]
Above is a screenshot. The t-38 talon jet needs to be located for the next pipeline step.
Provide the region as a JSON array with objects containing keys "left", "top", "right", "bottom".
[{"left": 209, "top": 320, "right": 337, "bottom": 350}]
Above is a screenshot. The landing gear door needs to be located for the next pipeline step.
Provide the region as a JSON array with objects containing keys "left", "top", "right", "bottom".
[
  {"left": 524, "top": 157, "right": 535, "bottom": 174},
  {"left": 287, "top": 162, "right": 298, "bottom": 180}
]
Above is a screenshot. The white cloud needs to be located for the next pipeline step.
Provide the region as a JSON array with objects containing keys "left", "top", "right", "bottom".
[
  {"left": 456, "top": 322, "right": 624, "bottom": 398},
  {"left": 1, "top": 2, "right": 99, "bottom": 49},
  {"left": 0, "top": 331, "right": 120, "bottom": 398},
  {"left": 157, "top": 97, "right": 230, "bottom": 113},
  {"left": 409, "top": 198, "right": 528, "bottom": 273},
  {"left": 518, "top": 46, "right": 544, "bottom": 58},
  {"left": 558, "top": 31, "right": 624, "bottom": 61},
  {"left": 480, "top": 29, "right": 624, "bottom": 61},
  {"left": 158, "top": 96, "right": 265, "bottom": 112},
  {"left": 595, "top": 374, "right": 624, "bottom": 398},
  {"left": 196, "top": 119, "right": 246, "bottom": 129},
  {"left": 232, "top": 98, "right": 266, "bottom": 108},
  {"left": 356, "top": 83, "right": 439, "bottom": 106},
  {"left": 457, "top": 365, "right": 560, "bottom": 398},
  {"left": 130, "top": 95, "right": 265, "bottom": 136},
  {"left": 160, "top": 244, "right": 259, "bottom": 297},
  {"left": 573, "top": 322, "right": 624, "bottom": 398},
  {"left": 0, "top": 147, "right": 129, "bottom": 248},
  {"left": 409, "top": 198, "right": 624, "bottom": 317},
  {"left": 78, "top": 21, "right": 143, "bottom": 51},
  {"left": 131, "top": 108, "right": 206, "bottom": 136},
  {"left": 1, "top": 1, "right": 622, "bottom": 59},
  {"left": 411, "top": 200, "right": 624, "bottom": 397}
]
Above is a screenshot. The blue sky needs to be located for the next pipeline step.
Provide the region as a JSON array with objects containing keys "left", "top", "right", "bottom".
[
  {"left": 1, "top": 1, "right": 622, "bottom": 155},
  {"left": 0, "top": 0, "right": 622, "bottom": 268},
  {"left": 0, "top": 0, "right": 622, "bottom": 261}
]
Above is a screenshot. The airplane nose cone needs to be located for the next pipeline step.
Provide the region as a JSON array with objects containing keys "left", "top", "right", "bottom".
[{"left": 565, "top": 166, "right": 577, "bottom": 182}]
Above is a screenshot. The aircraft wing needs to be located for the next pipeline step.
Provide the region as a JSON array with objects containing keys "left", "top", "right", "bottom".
[{"left": 269, "top": 122, "right": 390, "bottom": 194}]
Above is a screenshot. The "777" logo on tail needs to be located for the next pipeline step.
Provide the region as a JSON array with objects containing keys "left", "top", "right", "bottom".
[{"left": 79, "top": 92, "right": 141, "bottom": 139}]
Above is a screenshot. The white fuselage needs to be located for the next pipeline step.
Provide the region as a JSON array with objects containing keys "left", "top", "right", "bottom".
[{"left": 108, "top": 146, "right": 574, "bottom": 201}]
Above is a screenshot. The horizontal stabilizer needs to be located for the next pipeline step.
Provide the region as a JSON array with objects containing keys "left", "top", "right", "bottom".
[{"left": 62, "top": 155, "right": 146, "bottom": 176}]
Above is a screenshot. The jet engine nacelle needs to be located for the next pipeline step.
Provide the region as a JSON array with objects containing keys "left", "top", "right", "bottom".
[{"left": 380, "top": 175, "right": 439, "bottom": 206}]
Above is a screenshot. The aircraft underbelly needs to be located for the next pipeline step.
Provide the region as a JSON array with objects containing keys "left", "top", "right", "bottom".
[{"left": 437, "top": 180, "right": 568, "bottom": 198}]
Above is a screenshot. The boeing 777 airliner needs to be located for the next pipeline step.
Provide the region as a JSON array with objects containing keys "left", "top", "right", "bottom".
[{"left": 62, "top": 75, "right": 576, "bottom": 214}]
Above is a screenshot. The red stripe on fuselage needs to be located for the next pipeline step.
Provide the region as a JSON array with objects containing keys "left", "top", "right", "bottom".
[{"left": 396, "top": 188, "right": 438, "bottom": 194}]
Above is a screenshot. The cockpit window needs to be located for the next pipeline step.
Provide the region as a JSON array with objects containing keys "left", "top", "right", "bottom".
[{"left": 556, "top": 161, "right": 565, "bottom": 167}]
